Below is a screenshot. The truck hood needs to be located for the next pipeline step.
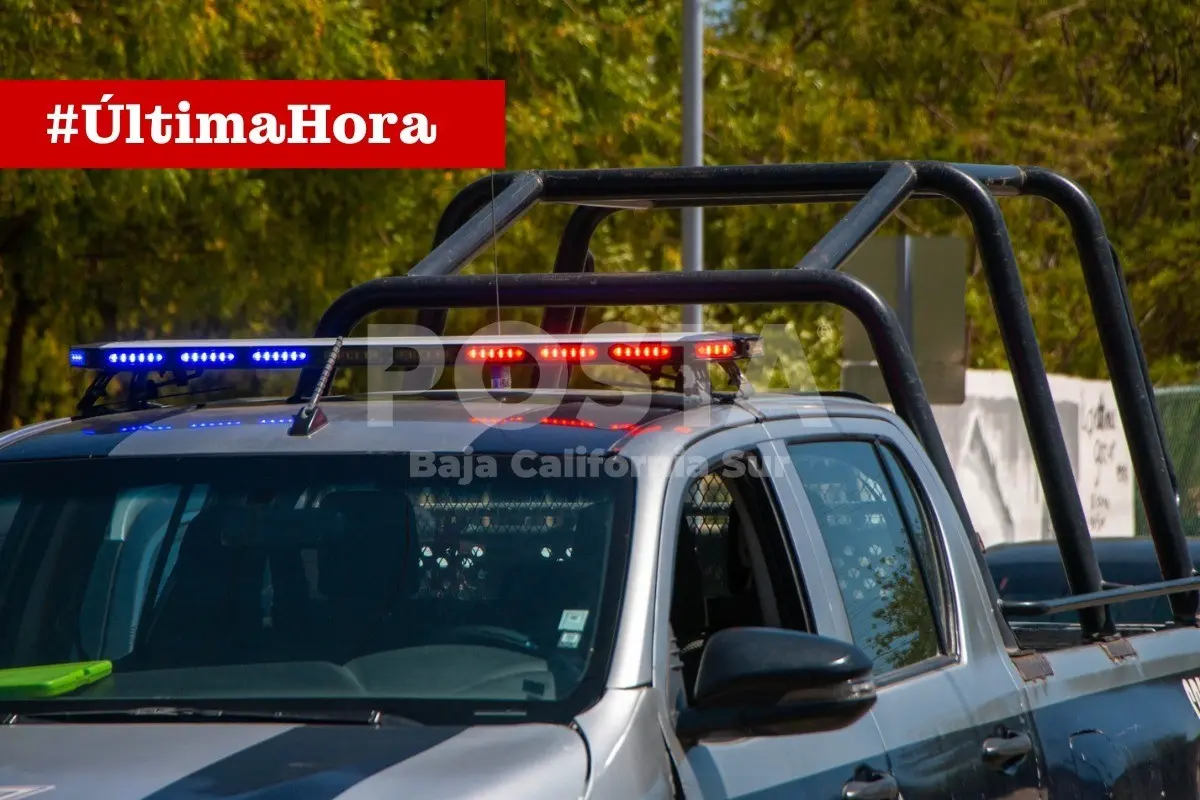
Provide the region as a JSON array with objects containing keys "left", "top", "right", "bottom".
[{"left": 0, "top": 721, "right": 589, "bottom": 800}]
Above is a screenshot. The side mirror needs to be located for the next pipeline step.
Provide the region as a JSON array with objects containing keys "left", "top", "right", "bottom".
[{"left": 675, "top": 627, "right": 876, "bottom": 743}]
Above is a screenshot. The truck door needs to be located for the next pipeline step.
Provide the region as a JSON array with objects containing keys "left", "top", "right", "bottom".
[
  {"left": 761, "top": 420, "right": 1045, "bottom": 799},
  {"left": 657, "top": 439, "right": 894, "bottom": 799}
]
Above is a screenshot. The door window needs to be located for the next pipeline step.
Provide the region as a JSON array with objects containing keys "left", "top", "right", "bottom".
[
  {"left": 786, "top": 440, "right": 944, "bottom": 674},
  {"left": 669, "top": 454, "right": 808, "bottom": 698}
]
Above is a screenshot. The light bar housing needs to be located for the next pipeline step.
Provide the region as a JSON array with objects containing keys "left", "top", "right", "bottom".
[{"left": 68, "top": 332, "right": 763, "bottom": 373}]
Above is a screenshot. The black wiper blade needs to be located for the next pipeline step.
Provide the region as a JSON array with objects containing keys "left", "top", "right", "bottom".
[{"left": 6, "top": 706, "right": 419, "bottom": 726}]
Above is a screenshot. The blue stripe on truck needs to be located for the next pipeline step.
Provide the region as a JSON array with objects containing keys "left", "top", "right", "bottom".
[{"left": 141, "top": 725, "right": 467, "bottom": 800}]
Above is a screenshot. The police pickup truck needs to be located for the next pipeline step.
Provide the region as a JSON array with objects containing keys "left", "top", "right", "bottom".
[{"left": 2, "top": 161, "right": 1200, "bottom": 800}]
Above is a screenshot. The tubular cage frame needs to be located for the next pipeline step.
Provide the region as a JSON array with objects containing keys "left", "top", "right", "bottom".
[{"left": 160, "top": 161, "right": 1200, "bottom": 643}]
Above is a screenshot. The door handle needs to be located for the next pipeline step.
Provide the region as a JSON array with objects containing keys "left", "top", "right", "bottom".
[
  {"left": 981, "top": 729, "right": 1033, "bottom": 771},
  {"left": 842, "top": 772, "right": 900, "bottom": 800}
]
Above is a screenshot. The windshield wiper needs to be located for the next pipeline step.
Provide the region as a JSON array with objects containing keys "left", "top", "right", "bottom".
[{"left": 4, "top": 706, "right": 420, "bottom": 726}]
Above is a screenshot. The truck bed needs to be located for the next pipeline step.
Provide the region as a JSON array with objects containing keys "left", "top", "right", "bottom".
[{"left": 1008, "top": 622, "right": 1165, "bottom": 652}]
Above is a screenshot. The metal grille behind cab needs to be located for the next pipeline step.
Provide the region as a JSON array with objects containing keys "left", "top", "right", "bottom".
[
  {"left": 409, "top": 487, "right": 603, "bottom": 601},
  {"left": 685, "top": 474, "right": 733, "bottom": 597}
]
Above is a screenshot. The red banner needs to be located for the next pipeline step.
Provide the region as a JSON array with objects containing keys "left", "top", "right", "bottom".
[{"left": 0, "top": 80, "right": 505, "bottom": 169}]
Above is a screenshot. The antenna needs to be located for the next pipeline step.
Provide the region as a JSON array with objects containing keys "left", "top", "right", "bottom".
[
  {"left": 482, "top": 0, "right": 501, "bottom": 333},
  {"left": 288, "top": 335, "right": 342, "bottom": 437}
]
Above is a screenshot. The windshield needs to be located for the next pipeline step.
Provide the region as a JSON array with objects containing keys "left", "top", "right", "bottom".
[{"left": 0, "top": 453, "right": 634, "bottom": 722}]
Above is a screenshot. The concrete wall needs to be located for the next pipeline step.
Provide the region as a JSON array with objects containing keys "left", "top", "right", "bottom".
[{"left": 930, "top": 370, "right": 1135, "bottom": 548}]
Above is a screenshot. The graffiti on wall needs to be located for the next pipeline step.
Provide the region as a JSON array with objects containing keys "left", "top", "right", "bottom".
[
  {"left": 1079, "top": 391, "right": 1132, "bottom": 536},
  {"left": 934, "top": 371, "right": 1135, "bottom": 547}
]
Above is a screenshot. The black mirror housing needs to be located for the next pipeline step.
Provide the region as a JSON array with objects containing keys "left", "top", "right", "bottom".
[{"left": 676, "top": 627, "right": 877, "bottom": 743}]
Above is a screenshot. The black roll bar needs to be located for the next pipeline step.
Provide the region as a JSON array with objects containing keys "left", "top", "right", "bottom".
[
  {"left": 793, "top": 162, "right": 919, "bottom": 271},
  {"left": 917, "top": 164, "right": 1108, "bottom": 636},
  {"left": 1002, "top": 576, "right": 1200, "bottom": 619},
  {"left": 542, "top": 207, "right": 613, "bottom": 334},
  {"left": 1021, "top": 169, "right": 1197, "bottom": 624},
  {"left": 314, "top": 270, "right": 948, "bottom": 491},
  {"left": 406, "top": 172, "right": 544, "bottom": 336},
  {"left": 412, "top": 172, "right": 538, "bottom": 335},
  {"left": 303, "top": 160, "right": 1198, "bottom": 640},
  {"left": 1108, "top": 243, "right": 1179, "bottom": 506}
]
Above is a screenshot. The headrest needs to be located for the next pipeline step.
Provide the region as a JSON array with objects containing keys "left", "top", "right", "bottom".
[
  {"left": 185, "top": 504, "right": 347, "bottom": 549},
  {"left": 310, "top": 490, "right": 417, "bottom": 597},
  {"left": 318, "top": 490, "right": 414, "bottom": 530},
  {"left": 671, "top": 521, "right": 709, "bottom": 637}
]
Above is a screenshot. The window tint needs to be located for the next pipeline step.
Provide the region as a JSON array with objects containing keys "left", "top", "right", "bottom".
[
  {"left": 878, "top": 446, "right": 949, "bottom": 626},
  {"left": 787, "top": 440, "right": 941, "bottom": 674},
  {"left": 0, "top": 454, "right": 634, "bottom": 711},
  {"left": 673, "top": 473, "right": 763, "bottom": 657},
  {"left": 670, "top": 460, "right": 807, "bottom": 703},
  {"left": 0, "top": 495, "right": 20, "bottom": 554}
]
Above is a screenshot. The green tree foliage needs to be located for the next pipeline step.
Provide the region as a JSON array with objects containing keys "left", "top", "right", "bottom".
[
  {"left": 2, "top": 0, "right": 1199, "bottom": 427},
  {"left": 710, "top": 0, "right": 1200, "bottom": 385},
  {"left": 0, "top": 0, "right": 411, "bottom": 425}
]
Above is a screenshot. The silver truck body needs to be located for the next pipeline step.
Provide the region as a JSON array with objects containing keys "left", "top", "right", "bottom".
[{"left": 2, "top": 392, "right": 1197, "bottom": 798}]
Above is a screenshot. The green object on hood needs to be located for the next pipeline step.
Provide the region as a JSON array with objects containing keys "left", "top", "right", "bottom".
[{"left": 0, "top": 660, "right": 113, "bottom": 699}]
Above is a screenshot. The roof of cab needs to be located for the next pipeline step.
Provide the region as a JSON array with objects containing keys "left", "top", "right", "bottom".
[{"left": 0, "top": 390, "right": 889, "bottom": 463}]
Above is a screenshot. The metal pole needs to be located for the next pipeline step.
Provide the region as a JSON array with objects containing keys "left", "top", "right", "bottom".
[{"left": 681, "top": 0, "right": 704, "bottom": 331}]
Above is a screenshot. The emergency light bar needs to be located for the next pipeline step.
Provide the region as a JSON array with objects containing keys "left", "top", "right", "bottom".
[{"left": 67, "top": 332, "right": 763, "bottom": 373}]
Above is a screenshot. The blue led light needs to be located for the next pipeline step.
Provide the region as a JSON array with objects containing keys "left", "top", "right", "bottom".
[
  {"left": 252, "top": 349, "right": 308, "bottom": 364},
  {"left": 180, "top": 350, "right": 235, "bottom": 365},
  {"left": 118, "top": 424, "right": 174, "bottom": 433},
  {"left": 70, "top": 340, "right": 327, "bottom": 372},
  {"left": 104, "top": 351, "right": 164, "bottom": 367},
  {"left": 82, "top": 423, "right": 173, "bottom": 435},
  {"left": 83, "top": 417, "right": 293, "bottom": 436}
]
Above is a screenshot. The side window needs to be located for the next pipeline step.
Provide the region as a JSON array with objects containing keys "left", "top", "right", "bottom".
[
  {"left": 877, "top": 445, "right": 949, "bottom": 624},
  {"left": 787, "top": 440, "right": 942, "bottom": 675},
  {"left": 670, "top": 455, "right": 808, "bottom": 697}
]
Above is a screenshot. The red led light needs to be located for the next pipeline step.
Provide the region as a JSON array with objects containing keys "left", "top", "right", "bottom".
[
  {"left": 694, "top": 340, "right": 737, "bottom": 359},
  {"left": 609, "top": 343, "right": 673, "bottom": 362},
  {"left": 465, "top": 345, "right": 527, "bottom": 363},
  {"left": 540, "top": 417, "right": 596, "bottom": 428},
  {"left": 610, "top": 422, "right": 673, "bottom": 436},
  {"left": 537, "top": 345, "right": 598, "bottom": 362}
]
